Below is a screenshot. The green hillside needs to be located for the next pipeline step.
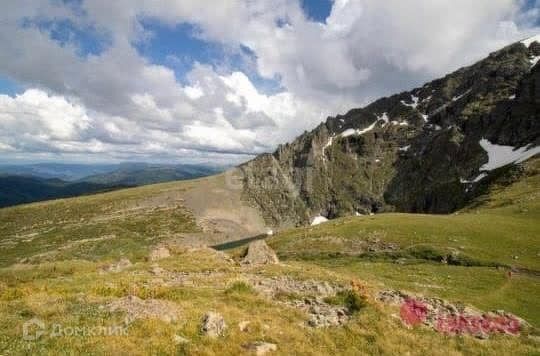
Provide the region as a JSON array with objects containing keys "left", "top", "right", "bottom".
[
  {"left": 264, "top": 158, "right": 540, "bottom": 328},
  {"left": 0, "top": 160, "right": 538, "bottom": 355}
]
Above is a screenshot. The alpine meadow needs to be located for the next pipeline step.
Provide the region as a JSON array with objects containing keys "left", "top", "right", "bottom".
[{"left": 0, "top": 1, "right": 539, "bottom": 355}]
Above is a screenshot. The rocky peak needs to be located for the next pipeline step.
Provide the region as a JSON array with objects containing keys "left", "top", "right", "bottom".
[{"left": 240, "top": 37, "right": 540, "bottom": 227}]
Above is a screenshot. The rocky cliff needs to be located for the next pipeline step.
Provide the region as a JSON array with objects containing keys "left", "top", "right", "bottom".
[{"left": 240, "top": 37, "right": 540, "bottom": 227}]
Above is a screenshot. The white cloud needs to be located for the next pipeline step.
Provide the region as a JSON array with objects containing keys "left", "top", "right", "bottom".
[
  {"left": 0, "top": 90, "right": 89, "bottom": 141},
  {"left": 0, "top": 0, "right": 538, "bottom": 163},
  {"left": 224, "top": 0, "right": 537, "bottom": 103},
  {"left": 184, "top": 86, "right": 204, "bottom": 100},
  {"left": 0, "top": 69, "right": 316, "bottom": 163}
]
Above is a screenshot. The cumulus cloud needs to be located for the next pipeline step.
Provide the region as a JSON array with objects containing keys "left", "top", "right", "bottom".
[
  {"left": 183, "top": 0, "right": 537, "bottom": 103},
  {"left": 0, "top": 89, "right": 89, "bottom": 141},
  {"left": 0, "top": 0, "right": 538, "bottom": 163},
  {"left": 0, "top": 69, "right": 317, "bottom": 162}
]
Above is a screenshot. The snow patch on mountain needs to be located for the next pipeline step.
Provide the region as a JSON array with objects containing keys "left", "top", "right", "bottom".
[
  {"left": 452, "top": 89, "right": 472, "bottom": 102},
  {"left": 341, "top": 120, "right": 378, "bottom": 137},
  {"left": 311, "top": 215, "right": 328, "bottom": 226},
  {"left": 377, "top": 112, "right": 389, "bottom": 127},
  {"left": 530, "top": 56, "right": 540, "bottom": 68},
  {"left": 479, "top": 139, "right": 540, "bottom": 171},
  {"left": 322, "top": 135, "right": 335, "bottom": 159},
  {"left": 460, "top": 173, "right": 487, "bottom": 184},
  {"left": 399, "top": 145, "right": 410, "bottom": 152},
  {"left": 400, "top": 95, "right": 419, "bottom": 109},
  {"left": 521, "top": 34, "right": 540, "bottom": 48}
]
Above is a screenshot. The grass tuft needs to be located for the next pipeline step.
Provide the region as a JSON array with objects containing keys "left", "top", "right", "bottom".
[
  {"left": 324, "top": 290, "right": 367, "bottom": 314},
  {"left": 224, "top": 281, "right": 254, "bottom": 295}
]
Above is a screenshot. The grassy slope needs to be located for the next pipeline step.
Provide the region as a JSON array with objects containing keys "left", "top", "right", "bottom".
[
  {"left": 0, "top": 179, "right": 200, "bottom": 267},
  {"left": 0, "top": 160, "right": 538, "bottom": 355},
  {"left": 267, "top": 158, "right": 540, "bottom": 327}
]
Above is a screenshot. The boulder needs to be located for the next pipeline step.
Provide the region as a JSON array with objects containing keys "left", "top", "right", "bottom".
[
  {"left": 242, "top": 240, "right": 279, "bottom": 265},
  {"left": 201, "top": 312, "right": 227, "bottom": 337},
  {"left": 243, "top": 341, "right": 277, "bottom": 355},
  {"left": 238, "top": 320, "right": 251, "bottom": 332},
  {"left": 173, "top": 334, "right": 190, "bottom": 344}
]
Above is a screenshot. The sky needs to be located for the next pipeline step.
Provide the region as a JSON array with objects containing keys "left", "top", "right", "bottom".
[{"left": 0, "top": 0, "right": 538, "bottom": 165}]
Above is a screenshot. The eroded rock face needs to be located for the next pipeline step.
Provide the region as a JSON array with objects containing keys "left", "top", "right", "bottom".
[
  {"left": 241, "top": 240, "right": 279, "bottom": 266},
  {"left": 241, "top": 40, "right": 540, "bottom": 226},
  {"left": 201, "top": 312, "right": 227, "bottom": 338},
  {"left": 107, "top": 295, "right": 180, "bottom": 323}
]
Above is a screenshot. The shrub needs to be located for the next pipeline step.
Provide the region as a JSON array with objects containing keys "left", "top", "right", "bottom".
[{"left": 344, "top": 290, "right": 367, "bottom": 313}]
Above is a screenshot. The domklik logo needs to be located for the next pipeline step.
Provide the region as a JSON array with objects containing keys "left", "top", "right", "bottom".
[
  {"left": 22, "top": 318, "right": 46, "bottom": 341},
  {"left": 22, "top": 317, "right": 129, "bottom": 341}
]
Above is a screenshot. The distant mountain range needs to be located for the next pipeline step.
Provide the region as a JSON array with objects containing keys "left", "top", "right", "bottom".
[
  {"left": 0, "top": 163, "right": 225, "bottom": 207},
  {"left": 0, "top": 163, "right": 120, "bottom": 181},
  {"left": 78, "top": 163, "right": 223, "bottom": 186},
  {"left": 0, "top": 176, "right": 127, "bottom": 208}
]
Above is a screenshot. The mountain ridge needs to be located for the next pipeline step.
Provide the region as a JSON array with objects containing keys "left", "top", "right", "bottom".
[{"left": 240, "top": 37, "right": 540, "bottom": 227}]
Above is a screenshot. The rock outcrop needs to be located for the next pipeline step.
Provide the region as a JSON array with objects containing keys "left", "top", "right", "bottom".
[
  {"left": 200, "top": 311, "right": 227, "bottom": 337},
  {"left": 242, "top": 341, "right": 277, "bottom": 355},
  {"left": 240, "top": 38, "right": 540, "bottom": 227},
  {"left": 241, "top": 240, "right": 279, "bottom": 265},
  {"left": 107, "top": 295, "right": 180, "bottom": 323},
  {"left": 248, "top": 276, "right": 355, "bottom": 327},
  {"left": 378, "top": 290, "right": 530, "bottom": 338}
]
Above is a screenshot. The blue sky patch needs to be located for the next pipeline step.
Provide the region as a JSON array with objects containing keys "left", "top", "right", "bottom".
[
  {"left": 134, "top": 19, "right": 224, "bottom": 82},
  {"left": 20, "top": 17, "right": 111, "bottom": 57},
  {"left": 234, "top": 45, "right": 284, "bottom": 94},
  {"left": 134, "top": 18, "right": 283, "bottom": 94},
  {"left": 522, "top": 0, "right": 540, "bottom": 26},
  {"left": 0, "top": 76, "right": 23, "bottom": 96},
  {"left": 301, "top": 0, "right": 333, "bottom": 23}
]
